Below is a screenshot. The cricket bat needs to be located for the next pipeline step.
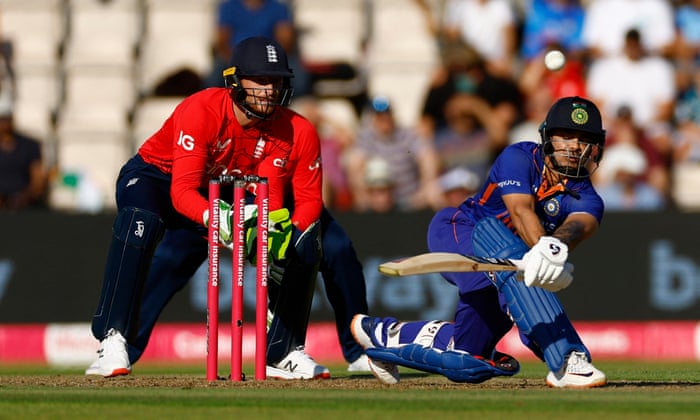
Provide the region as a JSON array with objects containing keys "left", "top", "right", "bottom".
[{"left": 378, "top": 252, "right": 526, "bottom": 276}]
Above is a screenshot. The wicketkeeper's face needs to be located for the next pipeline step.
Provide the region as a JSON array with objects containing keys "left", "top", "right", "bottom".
[{"left": 240, "top": 76, "right": 285, "bottom": 116}]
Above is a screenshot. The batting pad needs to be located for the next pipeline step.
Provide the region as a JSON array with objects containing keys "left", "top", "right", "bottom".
[
  {"left": 366, "top": 344, "right": 518, "bottom": 383},
  {"left": 471, "top": 217, "right": 590, "bottom": 372}
]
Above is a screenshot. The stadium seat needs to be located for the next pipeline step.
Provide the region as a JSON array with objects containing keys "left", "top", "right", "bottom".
[
  {"left": 131, "top": 96, "right": 182, "bottom": 149},
  {"left": 294, "top": 0, "right": 367, "bottom": 65},
  {"left": 55, "top": 133, "right": 131, "bottom": 210},
  {"left": 62, "top": 0, "right": 142, "bottom": 70},
  {"left": 0, "top": 0, "right": 66, "bottom": 71},
  {"left": 137, "top": 0, "right": 217, "bottom": 96}
]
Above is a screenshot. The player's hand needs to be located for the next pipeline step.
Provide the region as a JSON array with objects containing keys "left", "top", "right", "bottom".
[
  {"left": 268, "top": 208, "right": 293, "bottom": 261},
  {"left": 522, "top": 236, "right": 569, "bottom": 289},
  {"left": 538, "top": 263, "right": 574, "bottom": 292},
  {"left": 203, "top": 199, "right": 235, "bottom": 249}
]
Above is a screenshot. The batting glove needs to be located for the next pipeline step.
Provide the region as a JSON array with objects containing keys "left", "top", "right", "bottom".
[
  {"left": 538, "top": 263, "right": 574, "bottom": 292},
  {"left": 522, "top": 236, "right": 569, "bottom": 289}
]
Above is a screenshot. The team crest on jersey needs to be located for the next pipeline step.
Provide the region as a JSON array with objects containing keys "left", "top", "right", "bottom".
[
  {"left": 544, "top": 198, "right": 560, "bottom": 216},
  {"left": 253, "top": 137, "right": 266, "bottom": 159}
]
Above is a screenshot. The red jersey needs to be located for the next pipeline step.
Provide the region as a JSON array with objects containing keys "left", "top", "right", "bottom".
[{"left": 138, "top": 88, "right": 322, "bottom": 231}]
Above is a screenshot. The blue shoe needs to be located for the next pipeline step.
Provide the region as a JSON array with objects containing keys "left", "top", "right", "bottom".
[{"left": 350, "top": 314, "right": 400, "bottom": 384}]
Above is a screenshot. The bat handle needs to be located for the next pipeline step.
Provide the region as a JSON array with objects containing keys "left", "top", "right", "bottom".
[{"left": 511, "top": 259, "right": 574, "bottom": 273}]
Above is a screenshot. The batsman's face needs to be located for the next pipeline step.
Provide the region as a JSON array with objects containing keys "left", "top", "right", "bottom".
[{"left": 548, "top": 130, "right": 603, "bottom": 176}]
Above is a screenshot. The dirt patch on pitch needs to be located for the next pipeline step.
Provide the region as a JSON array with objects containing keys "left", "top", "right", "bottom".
[{"left": 1, "top": 374, "right": 698, "bottom": 390}]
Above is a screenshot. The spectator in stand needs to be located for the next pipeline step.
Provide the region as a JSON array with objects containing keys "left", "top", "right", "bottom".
[
  {"left": 206, "top": 0, "right": 311, "bottom": 96},
  {"left": 519, "top": 43, "right": 588, "bottom": 103},
  {"left": 593, "top": 105, "right": 669, "bottom": 197},
  {"left": 363, "top": 157, "right": 397, "bottom": 213},
  {"left": 520, "top": 0, "right": 586, "bottom": 62},
  {"left": 581, "top": 0, "right": 675, "bottom": 59},
  {"left": 420, "top": 42, "right": 521, "bottom": 142},
  {"left": 673, "top": 66, "right": 700, "bottom": 164},
  {"left": 509, "top": 88, "right": 553, "bottom": 144},
  {"left": 441, "top": 0, "right": 518, "bottom": 77},
  {"left": 517, "top": 1, "right": 588, "bottom": 100},
  {"left": 345, "top": 96, "right": 441, "bottom": 212},
  {"left": 290, "top": 96, "right": 356, "bottom": 211},
  {"left": 587, "top": 28, "right": 676, "bottom": 173},
  {"left": 674, "top": 0, "right": 700, "bottom": 66},
  {"left": 671, "top": 62, "right": 700, "bottom": 209},
  {"left": 0, "top": 101, "right": 47, "bottom": 211},
  {"left": 436, "top": 166, "right": 480, "bottom": 208},
  {"left": 595, "top": 143, "right": 665, "bottom": 211},
  {"left": 433, "top": 93, "right": 508, "bottom": 182}
]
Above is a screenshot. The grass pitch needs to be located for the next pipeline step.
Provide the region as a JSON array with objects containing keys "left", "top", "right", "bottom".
[{"left": 1, "top": 361, "right": 699, "bottom": 419}]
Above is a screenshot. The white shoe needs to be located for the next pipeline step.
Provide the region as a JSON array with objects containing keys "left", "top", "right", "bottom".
[
  {"left": 266, "top": 346, "right": 331, "bottom": 380},
  {"left": 85, "top": 329, "right": 131, "bottom": 377},
  {"left": 347, "top": 354, "right": 371, "bottom": 372},
  {"left": 546, "top": 351, "right": 607, "bottom": 388},
  {"left": 350, "top": 314, "right": 400, "bottom": 385}
]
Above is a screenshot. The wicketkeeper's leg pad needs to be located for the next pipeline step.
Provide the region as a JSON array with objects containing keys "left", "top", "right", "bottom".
[
  {"left": 91, "top": 207, "right": 164, "bottom": 341},
  {"left": 365, "top": 344, "right": 519, "bottom": 383},
  {"left": 267, "top": 221, "right": 322, "bottom": 364},
  {"left": 471, "top": 217, "right": 590, "bottom": 372}
]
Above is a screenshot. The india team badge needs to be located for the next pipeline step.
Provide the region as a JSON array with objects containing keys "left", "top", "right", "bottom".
[
  {"left": 544, "top": 197, "right": 561, "bottom": 216},
  {"left": 571, "top": 106, "right": 589, "bottom": 125}
]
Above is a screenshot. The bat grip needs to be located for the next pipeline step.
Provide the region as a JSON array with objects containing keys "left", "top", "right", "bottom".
[{"left": 512, "top": 259, "right": 574, "bottom": 273}]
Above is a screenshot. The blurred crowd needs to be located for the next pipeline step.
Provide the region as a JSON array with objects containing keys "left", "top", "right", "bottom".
[
  {"left": 295, "top": 0, "right": 700, "bottom": 214},
  {"left": 2, "top": 0, "right": 700, "bottom": 214}
]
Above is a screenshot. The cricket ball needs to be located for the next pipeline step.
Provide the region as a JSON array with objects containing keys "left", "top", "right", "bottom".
[{"left": 544, "top": 50, "right": 566, "bottom": 71}]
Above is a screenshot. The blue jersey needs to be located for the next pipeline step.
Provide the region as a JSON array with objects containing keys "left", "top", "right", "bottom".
[{"left": 461, "top": 142, "right": 604, "bottom": 235}]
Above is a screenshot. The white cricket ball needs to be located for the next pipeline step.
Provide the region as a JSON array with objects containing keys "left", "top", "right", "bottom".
[{"left": 544, "top": 50, "right": 566, "bottom": 71}]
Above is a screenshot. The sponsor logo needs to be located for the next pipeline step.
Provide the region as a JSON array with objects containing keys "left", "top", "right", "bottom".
[
  {"left": 215, "top": 138, "right": 231, "bottom": 152},
  {"left": 283, "top": 360, "right": 298, "bottom": 372},
  {"left": 134, "top": 221, "right": 145, "bottom": 238},
  {"left": 549, "top": 243, "right": 561, "bottom": 255},
  {"left": 126, "top": 177, "right": 139, "bottom": 187},
  {"left": 273, "top": 157, "right": 287, "bottom": 168},
  {"left": 497, "top": 179, "right": 520, "bottom": 188},
  {"left": 177, "top": 130, "right": 195, "bottom": 151},
  {"left": 308, "top": 157, "right": 321, "bottom": 171}
]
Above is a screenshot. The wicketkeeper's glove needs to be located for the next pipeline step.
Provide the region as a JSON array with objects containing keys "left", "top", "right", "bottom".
[
  {"left": 202, "top": 199, "right": 235, "bottom": 250},
  {"left": 244, "top": 208, "right": 293, "bottom": 263}
]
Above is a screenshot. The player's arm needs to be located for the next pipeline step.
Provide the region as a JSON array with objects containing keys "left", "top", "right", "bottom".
[
  {"left": 169, "top": 102, "right": 213, "bottom": 225},
  {"left": 502, "top": 192, "right": 573, "bottom": 291},
  {"left": 288, "top": 121, "right": 323, "bottom": 232},
  {"left": 502, "top": 192, "right": 544, "bottom": 248},
  {"left": 552, "top": 213, "right": 598, "bottom": 251}
]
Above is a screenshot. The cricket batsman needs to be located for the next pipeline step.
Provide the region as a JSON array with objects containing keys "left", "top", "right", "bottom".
[{"left": 352, "top": 96, "right": 608, "bottom": 388}]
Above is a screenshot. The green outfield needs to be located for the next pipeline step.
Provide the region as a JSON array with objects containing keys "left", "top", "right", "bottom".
[{"left": 1, "top": 361, "right": 699, "bottom": 419}]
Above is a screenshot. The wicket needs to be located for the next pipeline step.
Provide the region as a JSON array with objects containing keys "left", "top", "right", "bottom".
[{"left": 207, "top": 175, "right": 269, "bottom": 382}]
